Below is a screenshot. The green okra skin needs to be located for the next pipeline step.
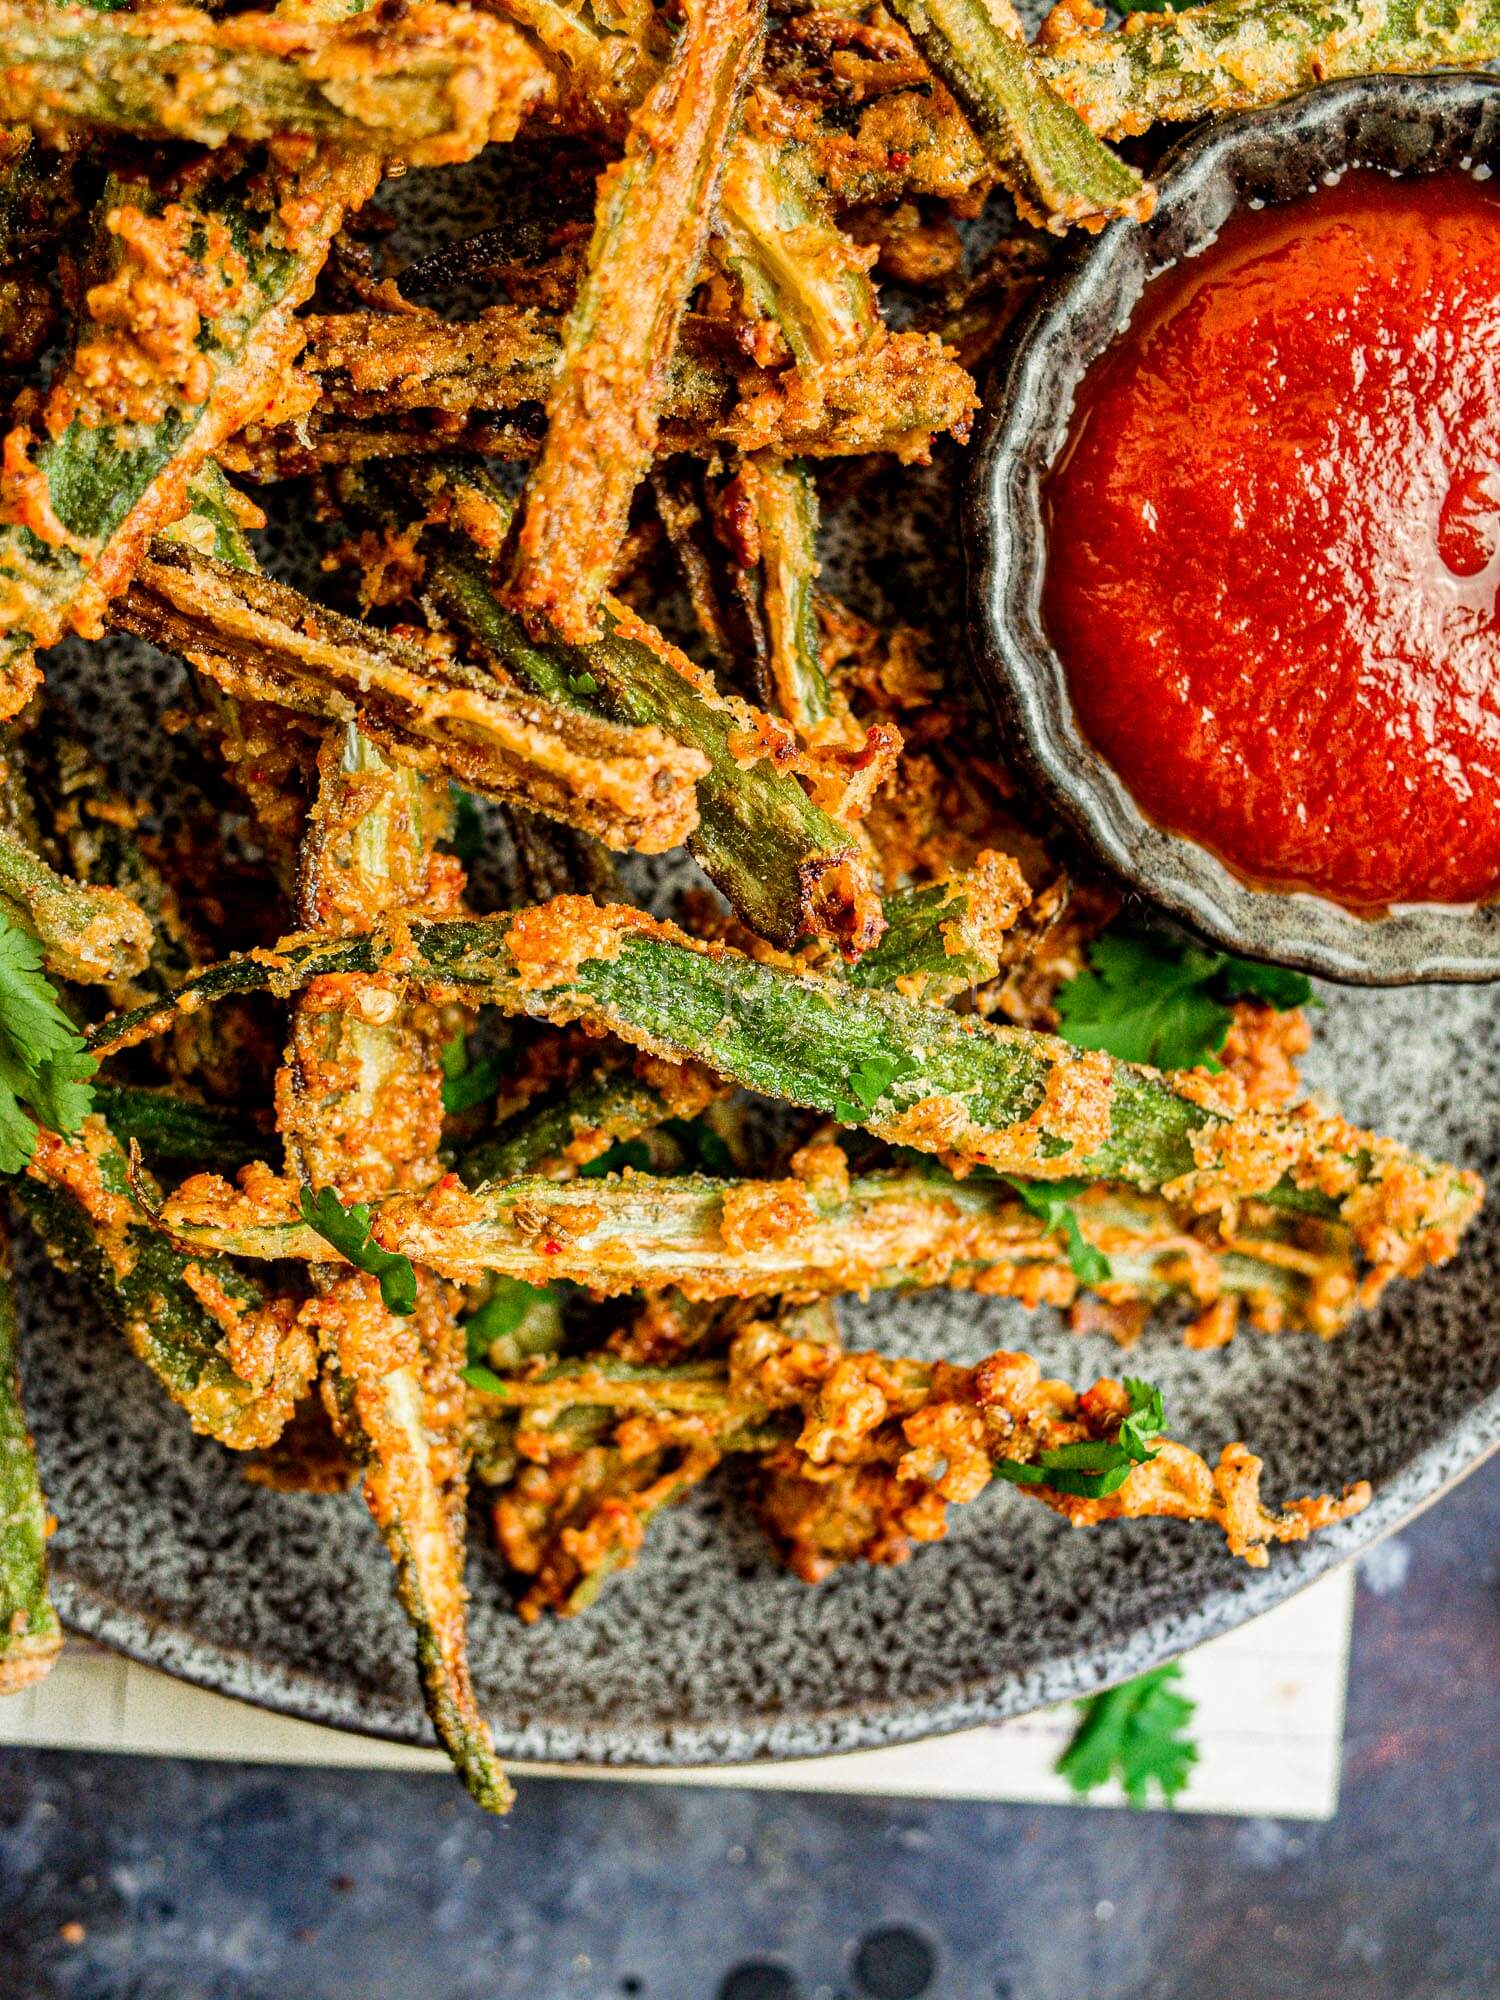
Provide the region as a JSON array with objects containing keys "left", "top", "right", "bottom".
[
  {"left": 1037, "top": 0, "right": 1500, "bottom": 141},
  {"left": 507, "top": 0, "right": 767, "bottom": 638},
  {"left": 715, "top": 138, "right": 880, "bottom": 368},
  {"left": 0, "top": 816, "right": 153, "bottom": 987},
  {"left": 13, "top": 1128, "right": 315, "bottom": 1450},
  {"left": 841, "top": 870, "right": 1018, "bottom": 1002},
  {"left": 884, "top": 0, "right": 1150, "bottom": 232},
  {"left": 0, "top": 1223, "right": 62, "bottom": 1695},
  {"left": 0, "top": 146, "right": 377, "bottom": 706},
  {"left": 119, "top": 539, "right": 707, "bottom": 857},
  {"left": 458, "top": 1067, "right": 687, "bottom": 1185},
  {"left": 85, "top": 905, "right": 1482, "bottom": 1244},
  {"left": 0, "top": 3, "right": 545, "bottom": 159},
  {"left": 740, "top": 456, "right": 830, "bottom": 729},
  {"left": 19, "top": 716, "right": 208, "bottom": 1005},
  {"left": 356, "top": 459, "right": 883, "bottom": 952},
  {"left": 162, "top": 1165, "right": 1352, "bottom": 1325},
  {"left": 91, "top": 1082, "right": 265, "bottom": 1171}
]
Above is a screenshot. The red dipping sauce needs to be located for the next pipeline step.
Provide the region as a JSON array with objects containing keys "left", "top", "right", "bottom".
[{"left": 1044, "top": 169, "right": 1500, "bottom": 910}]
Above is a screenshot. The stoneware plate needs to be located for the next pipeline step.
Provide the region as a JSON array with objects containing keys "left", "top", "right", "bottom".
[
  {"left": 967, "top": 74, "right": 1500, "bottom": 987},
  {"left": 20, "top": 129, "right": 1500, "bottom": 1768}
]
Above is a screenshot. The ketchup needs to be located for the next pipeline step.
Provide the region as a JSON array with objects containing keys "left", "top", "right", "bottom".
[{"left": 1044, "top": 169, "right": 1500, "bottom": 909}]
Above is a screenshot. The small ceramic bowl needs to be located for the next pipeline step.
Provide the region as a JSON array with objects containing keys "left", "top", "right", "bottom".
[{"left": 965, "top": 72, "right": 1500, "bottom": 985}]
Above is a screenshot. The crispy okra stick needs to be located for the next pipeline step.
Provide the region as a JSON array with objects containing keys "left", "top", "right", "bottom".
[
  {"left": 87, "top": 898, "right": 1484, "bottom": 1269},
  {"left": 1036, "top": 0, "right": 1500, "bottom": 142},
  {"left": 0, "top": 145, "right": 378, "bottom": 713},
  {"left": 91, "top": 1082, "right": 265, "bottom": 1171},
  {"left": 734, "top": 455, "right": 830, "bottom": 728},
  {"left": 161, "top": 1163, "right": 1364, "bottom": 1333},
  {"left": 352, "top": 459, "right": 884, "bottom": 952},
  {"left": 15, "top": 1122, "right": 316, "bottom": 1450},
  {"left": 283, "top": 724, "right": 511, "bottom": 1814},
  {"left": 714, "top": 130, "right": 881, "bottom": 367},
  {"left": 119, "top": 540, "right": 708, "bottom": 857},
  {"left": 0, "top": 4, "right": 550, "bottom": 161},
  {"left": 507, "top": 0, "right": 766, "bottom": 639},
  {"left": 0, "top": 1222, "right": 61, "bottom": 1694},
  {"left": 459, "top": 1053, "right": 724, "bottom": 1184},
  {"left": 475, "top": 1326, "right": 1372, "bottom": 1572},
  {"left": 0, "top": 799, "right": 152, "bottom": 986},
  {"left": 230, "top": 306, "right": 977, "bottom": 470},
  {"left": 19, "top": 715, "right": 210, "bottom": 1009},
  {"left": 883, "top": 0, "right": 1150, "bottom": 231}
]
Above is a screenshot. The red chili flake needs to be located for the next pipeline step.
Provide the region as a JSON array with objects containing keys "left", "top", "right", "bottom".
[
  {"left": 542, "top": 1238, "right": 562, "bottom": 1256},
  {"left": 888, "top": 150, "right": 910, "bottom": 169}
]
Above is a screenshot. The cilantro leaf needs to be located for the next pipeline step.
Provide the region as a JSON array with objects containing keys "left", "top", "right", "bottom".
[
  {"left": 461, "top": 1362, "right": 513, "bottom": 1396},
  {"left": 1004, "top": 1176, "right": 1112, "bottom": 1285},
  {"left": 298, "top": 1185, "right": 417, "bottom": 1316},
  {"left": 1056, "top": 1664, "right": 1199, "bottom": 1807},
  {"left": 994, "top": 1376, "right": 1165, "bottom": 1499},
  {"left": 0, "top": 915, "right": 96, "bottom": 1174},
  {"left": 438, "top": 1033, "right": 506, "bottom": 1115},
  {"left": 1217, "top": 955, "right": 1315, "bottom": 1010},
  {"left": 462, "top": 1275, "right": 562, "bottom": 1371},
  {"left": 1056, "top": 925, "right": 1313, "bottom": 1073},
  {"left": 833, "top": 1052, "right": 918, "bottom": 1126},
  {"left": 1056, "top": 930, "right": 1234, "bottom": 1071}
]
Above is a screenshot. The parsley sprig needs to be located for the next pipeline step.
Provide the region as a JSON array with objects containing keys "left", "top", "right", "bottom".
[
  {"left": 1056, "top": 1663, "right": 1199, "bottom": 1807},
  {"left": 461, "top": 1276, "right": 562, "bottom": 1392},
  {"left": 1056, "top": 925, "right": 1313, "bottom": 1073},
  {"left": 1004, "top": 1176, "right": 1111, "bottom": 1284},
  {"left": 833, "top": 1052, "right": 918, "bottom": 1127},
  {"left": 0, "top": 913, "right": 96, "bottom": 1173},
  {"left": 994, "top": 1376, "right": 1164, "bottom": 1499},
  {"left": 298, "top": 1185, "right": 418, "bottom": 1316}
]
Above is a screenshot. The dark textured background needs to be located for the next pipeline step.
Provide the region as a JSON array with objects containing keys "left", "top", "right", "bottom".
[{"left": 2, "top": 1452, "right": 1494, "bottom": 2000}]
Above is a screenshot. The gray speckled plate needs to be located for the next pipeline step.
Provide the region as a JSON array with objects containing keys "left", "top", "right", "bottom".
[{"left": 18, "top": 147, "right": 1500, "bottom": 1769}]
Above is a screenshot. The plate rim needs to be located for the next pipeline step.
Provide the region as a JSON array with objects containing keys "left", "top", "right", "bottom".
[{"left": 47, "top": 1386, "right": 1500, "bottom": 1766}]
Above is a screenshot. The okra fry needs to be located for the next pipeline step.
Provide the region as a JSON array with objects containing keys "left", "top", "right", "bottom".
[
  {"left": 161, "top": 1163, "right": 1362, "bottom": 1332},
  {"left": 0, "top": 1220, "right": 62, "bottom": 1694},
  {"left": 508, "top": 0, "right": 765, "bottom": 639},
  {"left": 89, "top": 898, "right": 1482, "bottom": 1268},
  {"left": 0, "top": 806, "right": 152, "bottom": 986},
  {"left": 0, "top": 3, "right": 550, "bottom": 161},
  {"left": 118, "top": 540, "right": 708, "bottom": 856},
  {"left": 884, "top": 0, "right": 1151, "bottom": 231},
  {"left": 355, "top": 459, "right": 883, "bottom": 951},
  {"left": 15, "top": 1123, "right": 315, "bottom": 1450},
  {"left": 459, "top": 1053, "right": 724, "bottom": 1184},
  {"left": 92, "top": 1082, "right": 265, "bottom": 1171},
  {"left": 0, "top": 145, "right": 379, "bottom": 711},
  {"left": 474, "top": 1327, "right": 1372, "bottom": 1569},
  {"left": 736, "top": 456, "right": 829, "bottom": 728},
  {"left": 230, "top": 306, "right": 978, "bottom": 468},
  {"left": 1036, "top": 0, "right": 1500, "bottom": 142},
  {"left": 283, "top": 719, "right": 510, "bottom": 1814}
]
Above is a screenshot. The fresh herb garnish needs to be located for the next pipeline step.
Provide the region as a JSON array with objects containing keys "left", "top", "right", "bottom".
[
  {"left": 298, "top": 1185, "right": 418, "bottom": 1316},
  {"left": 439, "top": 1033, "right": 505, "bottom": 1115},
  {"left": 833, "top": 1052, "right": 918, "bottom": 1126},
  {"left": 1004, "top": 1176, "right": 1111, "bottom": 1285},
  {"left": 565, "top": 669, "right": 600, "bottom": 699},
  {"left": 0, "top": 913, "right": 96, "bottom": 1173},
  {"left": 1056, "top": 1663, "right": 1198, "bottom": 1807},
  {"left": 994, "top": 1375, "right": 1164, "bottom": 1498},
  {"left": 461, "top": 1362, "right": 512, "bottom": 1396},
  {"left": 463, "top": 1276, "right": 557, "bottom": 1357},
  {"left": 1056, "top": 925, "right": 1313, "bottom": 1072}
]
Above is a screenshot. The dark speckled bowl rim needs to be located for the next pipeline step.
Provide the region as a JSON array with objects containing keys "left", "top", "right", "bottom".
[
  {"left": 49, "top": 1403, "right": 1500, "bottom": 1768},
  {"left": 966, "top": 73, "right": 1500, "bottom": 988}
]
